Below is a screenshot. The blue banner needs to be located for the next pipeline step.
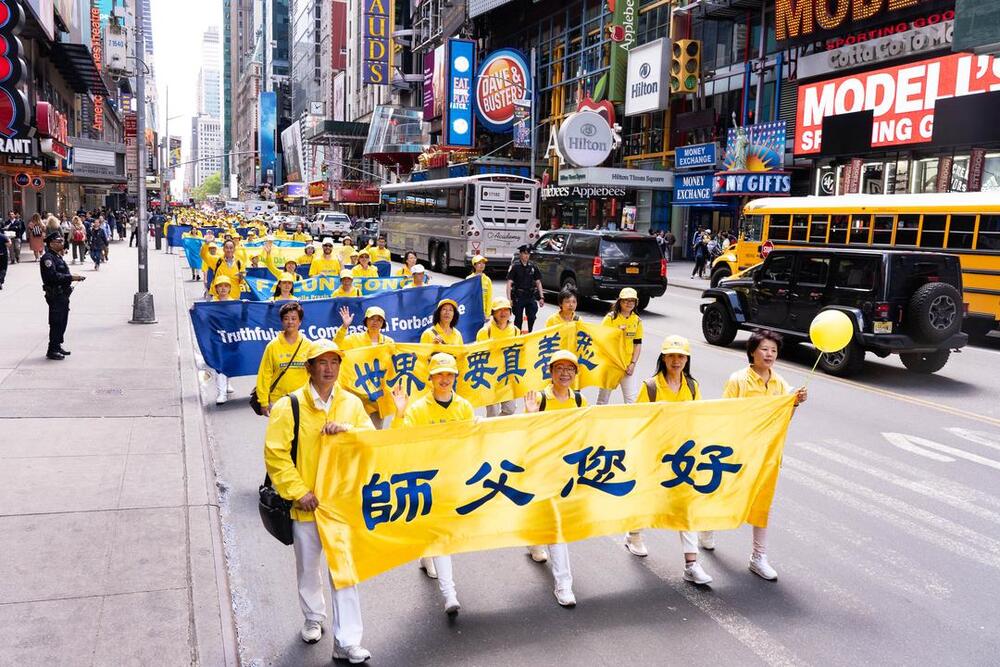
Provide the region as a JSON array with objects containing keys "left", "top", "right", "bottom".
[
  {"left": 244, "top": 275, "right": 412, "bottom": 301},
  {"left": 246, "top": 266, "right": 311, "bottom": 281},
  {"left": 170, "top": 225, "right": 266, "bottom": 247},
  {"left": 190, "top": 278, "right": 485, "bottom": 376}
]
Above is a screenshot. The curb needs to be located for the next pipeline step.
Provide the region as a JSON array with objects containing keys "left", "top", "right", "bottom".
[{"left": 172, "top": 255, "right": 240, "bottom": 667}]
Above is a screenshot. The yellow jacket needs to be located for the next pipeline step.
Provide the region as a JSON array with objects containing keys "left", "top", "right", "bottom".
[
  {"left": 475, "top": 320, "right": 517, "bottom": 342},
  {"left": 545, "top": 312, "right": 579, "bottom": 328},
  {"left": 264, "top": 385, "right": 374, "bottom": 522},
  {"left": 369, "top": 247, "right": 391, "bottom": 263},
  {"left": 209, "top": 256, "right": 245, "bottom": 296},
  {"left": 723, "top": 366, "right": 791, "bottom": 398},
  {"left": 395, "top": 392, "right": 475, "bottom": 428},
  {"left": 309, "top": 256, "right": 342, "bottom": 276},
  {"left": 292, "top": 232, "right": 312, "bottom": 243},
  {"left": 296, "top": 252, "right": 316, "bottom": 266},
  {"left": 255, "top": 332, "right": 311, "bottom": 406},
  {"left": 602, "top": 312, "right": 643, "bottom": 358},
  {"left": 468, "top": 272, "right": 493, "bottom": 319},
  {"left": 331, "top": 285, "right": 362, "bottom": 298},
  {"left": 335, "top": 327, "right": 394, "bottom": 350},
  {"left": 539, "top": 384, "right": 588, "bottom": 411},
  {"left": 636, "top": 373, "right": 701, "bottom": 403},
  {"left": 420, "top": 325, "right": 463, "bottom": 345},
  {"left": 351, "top": 264, "right": 379, "bottom": 278}
]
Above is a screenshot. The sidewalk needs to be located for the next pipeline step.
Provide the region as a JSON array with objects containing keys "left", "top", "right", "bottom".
[
  {"left": 667, "top": 259, "right": 713, "bottom": 293},
  {"left": 0, "top": 240, "right": 237, "bottom": 666}
]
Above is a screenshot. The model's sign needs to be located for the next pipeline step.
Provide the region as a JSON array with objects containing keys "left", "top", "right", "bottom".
[{"left": 775, "top": 0, "right": 952, "bottom": 46}]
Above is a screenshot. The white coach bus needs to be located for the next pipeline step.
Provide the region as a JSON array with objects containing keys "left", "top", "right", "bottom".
[{"left": 380, "top": 174, "right": 541, "bottom": 272}]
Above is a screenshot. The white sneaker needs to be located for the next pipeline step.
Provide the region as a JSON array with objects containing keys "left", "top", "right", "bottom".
[
  {"left": 749, "top": 553, "right": 778, "bottom": 581},
  {"left": 444, "top": 593, "right": 461, "bottom": 616},
  {"left": 683, "top": 561, "right": 713, "bottom": 585},
  {"left": 419, "top": 557, "right": 437, "bottom": 579},
  {"left": 624, "top": 532, "right": 648, "bottom": 557},
  {"left": 215, "top": 392, "right": 228, "bottom": 405},
  {"left": 699, "top": 531, "right": 716, "bottom": 551},
  {"left": 528, "top": 545, "right": 548, "bottom": 563},
  {"left": 332, "top": 643, "right": 371, "bottom": 663},
  {"left": 300, "top": 619, "right": 323, "bottom": 644},
  {"left": 554, "top": 588, "right": 577, "bottom": 607}
]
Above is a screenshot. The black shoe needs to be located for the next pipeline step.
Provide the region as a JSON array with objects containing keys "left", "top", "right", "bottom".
[
  {"left": 46, "top": 351, "right": 65, "bottom": 360},
  {"left": 58, "top": 347, "right": 71, "bottom": 356}
]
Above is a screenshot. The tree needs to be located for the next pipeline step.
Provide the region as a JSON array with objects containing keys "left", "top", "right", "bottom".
[{"left": 192, "top": 172, "right": 222, "bottom": 201}]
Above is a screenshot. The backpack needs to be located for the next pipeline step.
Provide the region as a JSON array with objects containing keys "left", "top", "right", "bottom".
[
  {"left": 215, "top": 257, "right": 242, "bottom": 274},
  {"left": 72, "top": 229, "right": 85, "bottom": 243},
  {"left": 643, "top": 375, "right": 697, "bottom": 402},
  {"left": 539, "top": 390, "right": 583, "bottom": 411}
]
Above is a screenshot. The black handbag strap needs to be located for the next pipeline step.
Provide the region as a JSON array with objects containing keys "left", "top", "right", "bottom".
[
  {"left": 268, "top": 337, "right": 305, "bottom": 393},
  {"left": 263, "top": 393, "right": 300, "bottom": 489}
]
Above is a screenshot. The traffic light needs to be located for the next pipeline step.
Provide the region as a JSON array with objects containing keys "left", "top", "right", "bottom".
[{"left": 670, "top": 39, "right": 702, "bottom": 95}]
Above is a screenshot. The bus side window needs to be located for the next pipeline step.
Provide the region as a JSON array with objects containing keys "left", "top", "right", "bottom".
[
  {"left": 947, "top": 215, "right": 976, "bottom": 250},
  {"left": 849, "top": 215, "right": 872, "bottom": 245},
  {"left": 977, "top": 214, "right": 1000, "bottom": 250},
  {"left": 894, "top": 214, "right": 920, "bottom": 246},
  {"left": 465, "top": 185, "right": 476, "bottom": 216},
  {"left": 872, "top": 216, "right": 894, "bottom": 245},
  {"left": 920, "top": 215, "right": 946, "bottom": 248},
  {"left": 829, "top": 215, "right": 849, "bottom": 244},
  {"left": 768, "top": 214, "right": 791, "bottom": 241},
  {"left": 790, "top": 214, "right": 809, "bottom": 241},
  {"left": 809, "top": 215, "right": 829, "bottom": 243}
]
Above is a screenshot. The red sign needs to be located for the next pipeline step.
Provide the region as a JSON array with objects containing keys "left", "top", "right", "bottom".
[
  {"left": 795, "top": 53, "right": 1000, "bottom": 155},
  {"left": 0, "top": 0, "right": 31, "bottom": 147},
  {"left": 308, "top": 180, "right": 327, "bottom": 199},
  {"left": 124, "top": 113, "right": 137, "bottom": 137},
  {"left": 761, "top": 240, "right": 774, "bottom": 258},
  {"left": 335, "top": 186, "right": 380, "bottom": 203},
  {"left": 475, "top": 49, "right": 530, "bottom": 131}
]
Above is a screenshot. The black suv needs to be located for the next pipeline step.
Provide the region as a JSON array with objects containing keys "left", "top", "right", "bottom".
[
  {"left": 700, "top": 248, "right": 968, "bottom": 376},
  {"left": 528, "top": 230, "right": 667, "bottom": 311}
]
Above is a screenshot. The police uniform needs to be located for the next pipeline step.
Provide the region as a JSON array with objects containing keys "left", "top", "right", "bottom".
[
  {"left": 39, "top": 232, "right": 76, "bottom": 359},
  {"left": 506, "top": 248, "right": 543, "bottom": 332}
]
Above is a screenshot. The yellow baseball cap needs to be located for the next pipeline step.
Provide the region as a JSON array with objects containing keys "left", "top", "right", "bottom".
[
  {"left": 278, "top": 272, "right": 296, "bottom": 283},
  {"left": 660, "top": 335, "right": 691, "bottom": 356},
  {"left": 340, "top": 269, "right": 354, "bottom": 279},
  {"left": 472, "top": 254, "right": 487, "bottom": 265},
  {"left": 548, "top": 350, "right": 579, "bottom": 369},
  {"left": 428, "top": 352, "right": 459, "bottom": 376},
  {"left": 364, "top": 306, "right": 386, "bottom": 321},
  {"left": 213, "top": 275, "right": 232, "bottom": 287},
  {"left": 437, "top": 298, "right": 459, "bottom": 311},
  {"left": 358, "top": 249, "right": 371, "bottom": 258},
  {"left": 490, "top": 297, "right": 512, "bottom": 312},
  {"left": 618, "top": 287, "right": 639, "bottom": 300},
  {"left": 306, "top": 339, "right": 343, "bottom": 361}
]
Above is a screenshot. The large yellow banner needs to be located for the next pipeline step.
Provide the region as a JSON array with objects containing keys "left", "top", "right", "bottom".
[
  {"left": 337, "top": 322, "right": 629, "bottom": 416},
  {"left": 314, "top": 395, "right": 796, "bottom": 588}
]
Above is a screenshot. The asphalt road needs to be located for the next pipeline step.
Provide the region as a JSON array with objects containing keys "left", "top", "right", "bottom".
[{"left": 187, "top": 265, "right": 1000, "bottom": 666}]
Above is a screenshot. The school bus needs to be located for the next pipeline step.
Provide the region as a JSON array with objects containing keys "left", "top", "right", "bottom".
[{"left": 709, "top": 193, "right": 1000, "bottom": 338}]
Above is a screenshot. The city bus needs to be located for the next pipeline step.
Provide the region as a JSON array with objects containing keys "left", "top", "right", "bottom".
[
  {"left": 709, "top": 193, "right": 1000, "bottom": 338},
  {"left": 380, "top": 174, "right": 541, "bottom": 272}
]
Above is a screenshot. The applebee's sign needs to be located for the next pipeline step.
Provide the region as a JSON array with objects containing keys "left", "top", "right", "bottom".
[
  {"left": 544, "top": 111, "right": 621, "bottom": 169},
  {"left": 475, "top": 49, "right": 531, "bottom": 133}
]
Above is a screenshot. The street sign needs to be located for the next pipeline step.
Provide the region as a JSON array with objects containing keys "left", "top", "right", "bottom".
[{"left": 761, "top": 240, "right": 774, "bottom": 258}]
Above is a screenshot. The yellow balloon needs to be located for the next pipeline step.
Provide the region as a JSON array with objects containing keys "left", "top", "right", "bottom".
[{"left": 809, "top": 310, "right": 855, "bottom": 353}]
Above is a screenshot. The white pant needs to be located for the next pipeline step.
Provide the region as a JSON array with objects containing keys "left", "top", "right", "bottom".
[
  {"left": 548, "top": 543, "right": 572, "bottom": 591},
  {"left": 215, "top": 372, "right": 228, "bottom": 394},
  {"left": 699, "top": 527, "right": 769, "bottom": 554},
  {"left": 433, "top": 556, "right": 456, "bottom": 599},
  {"left": 485, "top": 400, "right": 517, "bottom": 418},
  {"left": 292, "top": 521, "right": 363, "bottom": 647},
  {"left": 679, "top": 531, "right": 698, "bottom": 556},
  {"left": 597, "top": 371, "right": 638, "bottom": 405}
]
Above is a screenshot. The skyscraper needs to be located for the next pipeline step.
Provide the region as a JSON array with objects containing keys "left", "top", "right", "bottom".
[
  {"left": 192, "top": 27, "right": 223, "bottom": 189},
  {"left": 198, "top": 27, "right": 222, "bottom": 120}
]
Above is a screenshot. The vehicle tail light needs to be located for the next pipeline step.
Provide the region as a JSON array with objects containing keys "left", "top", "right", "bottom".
[
  {"left": 874, "top": 302, "right": 890, "bottom": 319},
  {"left": 592, "top": 256, "right": 602, "bottom": 277},
  {"left": 660, "top": 258, "right": 667, "bottom": 278}
]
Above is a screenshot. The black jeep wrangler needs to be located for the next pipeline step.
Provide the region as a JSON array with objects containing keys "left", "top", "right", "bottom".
[{"left": 699, "top": 248, "right": 968, "bottom": 376}]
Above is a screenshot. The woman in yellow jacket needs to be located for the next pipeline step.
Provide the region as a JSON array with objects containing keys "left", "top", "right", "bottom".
[
  {"left": 209, "top": 240, "right": 246, "bottom": 298},
  {"left": 710, "top": 328, "right": 807, "bottom": 581},
  {"left": 467, "top": 254, "right": 492, "bottom": 320},
  {"left": 398, "top": 250, "right": 418, "bottom": 276},
  {"left": 255, "top": 301, "right": 311, "bottom": 415},
  {"left": 263, "top": 340, "right": 374, "bottom": 661},
  {"left": 335, "top": 305, "right": 395, "bottom": 428},
  {"left": 476, "top": 298, "right": 517, "bottom": 417},
  {"left": 211, "top": 277, "right": 239, "bottom": 404},
  {"left": 309, "top": 239, "right": 342, "bottom": 276},
  {"left": 545, "top": 287, "right": 580, "bottom": 327},
  {"left": 272, "top": 272, "right": 298, "bottom": 301},
  {"left": 522, "top": 350, "right": 586, "bottom": 607},
  {"left": 390, "top": 352, "right": 474, "bottom": 616},
  {"left": 351, "top": 249, "right": 379, "bottom": 278},
  {"left": 420, "top": 299, "right": 464, "bottom": 345},
  {"left": 296, "top": 243, "right": 318, "bottom": 267},
  {"left": 624, "top": 336, "right": 714, "bottom": 586},
  {"left": 331, "top": 270, "right": 362, "bottom": 298},
  {"left": 596, "top": 287, "right": 643, "bottom": 405}
]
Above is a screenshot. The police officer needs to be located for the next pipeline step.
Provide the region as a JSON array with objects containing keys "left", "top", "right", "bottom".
[
  {"left": 39, "top": 231, "right": 85, "bottom": 360},
  {"left": 506, "top": 244, "right": 544, "bottom": 332}
]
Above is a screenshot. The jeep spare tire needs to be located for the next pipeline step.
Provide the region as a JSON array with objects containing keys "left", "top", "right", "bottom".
[{"left": 908, "top": 282, "right": 961, "bottom": 343}]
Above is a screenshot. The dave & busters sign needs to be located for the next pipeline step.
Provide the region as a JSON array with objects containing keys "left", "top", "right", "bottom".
[{"left": 475, "top": 49, "right": 531, "bottom": 133}]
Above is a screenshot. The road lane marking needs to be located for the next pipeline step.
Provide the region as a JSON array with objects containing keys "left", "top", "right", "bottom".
[
  {"left": 947, "top": 428, "right": 1000, "bottom": 453},
  {"left": 784, "top": 459, "right": 1000, "bottom": 570},
  {"left": 608, "top": 536, "right": 808, "bottom": 667},
  {"left": 884, "top": 432, "right": 1000, "bottom": 471},
  {"left": 794, "top": 441, "right": 1000, "bottom": 526},
  {"left": 881, "top": 433, "right": 956, "bottom": 463}
]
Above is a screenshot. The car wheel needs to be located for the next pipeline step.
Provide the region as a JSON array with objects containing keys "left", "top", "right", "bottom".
[
  {"left": 899, "top": 349, "right": 950, "bottom": 374},
  {"left": 908, "top": 282, "right": 962, "bottom": 343},
  {"left": 560, "top": 275, "right": 577, "bottom": 293},
  {"left": 817, "top": 340, "right": 866, "bottom": 377},
  {"left": 636, "top": 294, "right": 651, "bottom": 313},
  {"left": 702, "top": 302, "right": 737, "bottom": 346},
  {"left": 710, "top": 266, "right": 732, "bottom": 287}
]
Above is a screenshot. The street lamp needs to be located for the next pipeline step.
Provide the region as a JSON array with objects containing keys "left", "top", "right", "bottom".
[{"left": 130, "top": 0, "right": 155, "bottom": 324}]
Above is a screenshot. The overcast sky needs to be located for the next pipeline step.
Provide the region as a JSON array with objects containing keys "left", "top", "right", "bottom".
[{"left": 150, "top": 0, "right": 223, "bottom": 189}]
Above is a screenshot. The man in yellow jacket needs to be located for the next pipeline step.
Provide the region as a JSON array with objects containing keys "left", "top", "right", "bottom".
[
  {"left": 309, "top": 238, "right": 342, "bottom": 276},
  {"left": 390, "top": 352, "right": 474, "bottom": 616},
  {"left": 263, "top": 339, "right": 374, "bottom": 663},
  {"left": 368, "top": 235, "right": 391, "bottom": 263}
]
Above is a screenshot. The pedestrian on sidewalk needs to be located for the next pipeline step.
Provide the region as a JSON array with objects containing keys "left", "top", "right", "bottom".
[
  {"left": 40, "top": 232, "right": 85, "bottom": 360},
  {"left": 263, "top": 339, "right": 374, "bottom": 663},
  {"left": 665, "top": 230, "right": 676, "bottom": 261},
  {"left": 59, "top": 215, "right": 72, "bottom": 247},
  {"left": 100, "top": 216, "right": 111, "bottom": 262},
  {"left": 713, "top": 329, "right": 808, "bottom": 581},
  {"left": 0, "top": 228, "right": 9, "bottom": 289},
  {"left": 87, "top": 219, "right": 108, "bottom": 270},
  {"left": 128, "top": 212, "right": 139, "bottom": 246},
  {"left": 69, "top": 216, "right": 87, "bottom": 264},
  {"left": 27, "top": 213, "right": 45, "bottom": 261},
  {"left": 691, "top": 231, "right": 708, "bottom": 278}
]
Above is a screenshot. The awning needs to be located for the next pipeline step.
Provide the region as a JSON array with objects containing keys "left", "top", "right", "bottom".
[
  {"left": 305, "top": 120, "right": 370, "bottom": 146},
  {"left": 49, "top": 43, "right": 111, "bottom": 98}
]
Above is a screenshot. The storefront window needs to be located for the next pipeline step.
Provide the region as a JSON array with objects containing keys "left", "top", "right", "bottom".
[
  {"left": 895, "top": 214, "right": 920, "bottom": 246},
  {"left": 948, "top": 215, "right": 976, "bottom": 250},
  {"left": 982, "top": 155, "right": 1000, "bottom": 191},
  {"left": 884, "top": 160, "right": 910, "bottom": 194},
  {"left": 920, "top": 215, "right": 947, "bottom": 248},
  {"left": 911, "top": 159, "right": 939, "bottom": 193},
  {"left": 861, "top": 164, "right": 884, "bottom": 194}
]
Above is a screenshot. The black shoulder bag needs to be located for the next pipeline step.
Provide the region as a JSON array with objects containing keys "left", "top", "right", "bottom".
[
  {"left": 250, "top": 337, "right": 304, "bottom": 415},
  {"left": 258, "top": 394, "right": 300, "bottom": 545}
]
